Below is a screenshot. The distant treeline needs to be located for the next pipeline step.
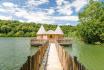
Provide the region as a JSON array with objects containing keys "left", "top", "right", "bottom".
[{"left": 0, "top": 20, "right": 76, "bottom": 37}]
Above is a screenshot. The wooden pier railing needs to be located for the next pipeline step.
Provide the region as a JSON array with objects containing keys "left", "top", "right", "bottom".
[
  {"left": 72, "top": 56, "right": 87, "bottom": 70},
  {"left": 20, "top": 40, "right": 87, "bottom": 70},
  {"left": 20, "top": 41, "right": 49, "bottom": 70},
  {"left": 31, "top": 38, "right": 48, "bottom": 46},
  {"left": 55, "top": 42, "right": 87, "bottom": 70},
  {"left": 31, "top": 37, "right": 72, "bottom": 46},
  {"left": 55, "top": 42, "right": 73, "bottom": 70}
]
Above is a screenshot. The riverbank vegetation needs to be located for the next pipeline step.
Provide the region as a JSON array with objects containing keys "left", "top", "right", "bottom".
[{"left": 78, "top": 1, "right": 104, "bottom": 44}]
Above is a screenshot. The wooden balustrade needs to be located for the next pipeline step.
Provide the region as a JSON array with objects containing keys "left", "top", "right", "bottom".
[
  {"left": 20, "top": 41, "right": 49, "bottom": 70},
  {"left": 55, "top": 42, "right": 73, "bottom": 70},
  {"left": 55, "top": 42, "right": 87, "bottom": 70},
  {"left": 31, "top": 38, "right": 72, "bottom": 47},
  {"left": 31, "top": 38, "right": 48, "bottom": 46},
  {"left": 72, "top": 56, "right": 87, "bottom": 70}
]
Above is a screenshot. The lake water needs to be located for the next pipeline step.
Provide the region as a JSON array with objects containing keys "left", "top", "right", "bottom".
[{"left": 0, "top": 38, "right": 104, "bottom": 70}]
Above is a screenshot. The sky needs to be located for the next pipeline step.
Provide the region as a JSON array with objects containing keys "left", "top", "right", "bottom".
[{"left": 0, "top": 0, "right": 89, "bottom": 25}]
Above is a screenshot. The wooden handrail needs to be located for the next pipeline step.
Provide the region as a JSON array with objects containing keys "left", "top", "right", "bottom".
[
  {"left": 20, "top": 41, "right": 49, "bottom": 70},
  {"left": 55, "top": 42, "right": 73, "bottom": 70},
  {"left": 55, "top": 42, "right": 86, "bottom": 70}
]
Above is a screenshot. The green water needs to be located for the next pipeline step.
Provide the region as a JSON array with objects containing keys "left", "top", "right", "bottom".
[
  {"left": 65, "top": 40, "right": 104, "bottom": 70},
  {"left": 0, "top": 38, "right": 104, "bottom": 70},
  {"left": 0, "top": 38, "right": 38, "bottom": 70}
]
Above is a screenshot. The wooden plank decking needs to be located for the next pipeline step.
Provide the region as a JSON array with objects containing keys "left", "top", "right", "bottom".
[{"left": 46, "top": 43, "right": 63, "bottom": 70}]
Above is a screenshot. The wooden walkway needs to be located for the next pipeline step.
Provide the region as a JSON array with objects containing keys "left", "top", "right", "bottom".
[
  {"left": 20, "top": 41, "right": 87, "bottom": 70},
  {"left": 46, "top": 43, "right": 63, "bottom": 70}
]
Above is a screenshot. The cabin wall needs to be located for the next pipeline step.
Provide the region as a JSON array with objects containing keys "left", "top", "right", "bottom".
[
  {"left": 37, "top": 35, "right": 42, "bottom": 39},
  {"left": 37, "top": 34, "right": 64, "bottom": 40},
  {"left": 43, "top": 35, "right": 48, "bottom": 40},
  {"left": 54, "top": 35, "right": 64, "bottom": 40},
  {"left": 37, "top": 35, "right": 48, "bottom": 40},
  {"left": 47, "top": 34, "right": 64, "bottom": 40}
]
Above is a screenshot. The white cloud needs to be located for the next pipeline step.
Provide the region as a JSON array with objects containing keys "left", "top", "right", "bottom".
[
  {"left": 0, "top": 15, "right": 12, "bottom": 20},
  {"left": 52, "top": 16, "right": 79, "bottom": 21},
  {"left": 0, "top": 2, "right": 52, "bottom": 24},
  {"left": 47, "top": 9, "right": 55, "bottom": 15},
  {"left": 71, "top": 0, "right": 88, "bottom": 12},
  {"left": 56, "top": 0, "right": 64, "bottom": 6},
  {"left": 13, "top": 8, "right": 53, "bottom": 24},
  {"left": 0, "top": 8, "right": 6, "bottom": 12},
  {"left": 1, "top": 2, "right": 18, "bottom": 13},
  {"left": 56, "top": 0, "right": 87, "bottom": 15},
  {"left": 14, "top": 7, "right": 78, "bottom": 24},
  {"left": 2, "top": 2, "right": 16, "bottom": 7},
  {"left": 27, "top": 0, "right": 49, "bottom": 7},
  {"left": 0, "top": 2, "right": 55, "bottom": 24},
  {"left": 0, "top": 1, "right": 81, "bottom": 25},
  {"left": 57, "top": 4, "right": 73, "bottom": 15},
  {"left": 56, "top": 0, "right": 73, "bottom": 15}
]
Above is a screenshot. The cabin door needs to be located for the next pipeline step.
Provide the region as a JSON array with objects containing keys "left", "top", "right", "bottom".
[
  {"left": 50, "top": 35, "right": 52, "bottom": 38},
  {"left": 49, "top": 35, "right": 54, "bottom": 40}
]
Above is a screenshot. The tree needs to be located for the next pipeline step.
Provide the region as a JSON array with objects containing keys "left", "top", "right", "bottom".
[
  {"left": 0, "top": 25, "right": 12, "bottom": 34},
  {"left": 15, "top": 31, "right": 24, "bottom": 37},
  {"left": 78, "top": 1, "right": 104, "bottom": 43}
]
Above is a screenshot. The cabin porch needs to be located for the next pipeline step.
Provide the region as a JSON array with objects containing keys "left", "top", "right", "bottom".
[{"left": 31, "top": 37, "right": 72, "bottom": 47}]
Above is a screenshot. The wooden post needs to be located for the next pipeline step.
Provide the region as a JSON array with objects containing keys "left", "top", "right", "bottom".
[{"left": 27, "top": 56, "right": 31, "bottom": 70}]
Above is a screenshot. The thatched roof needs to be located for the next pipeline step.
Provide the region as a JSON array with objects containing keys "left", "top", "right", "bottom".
[
  {"left": 37, "top": 25, "right": 64, "bottom": 35},
  {"left": 55, "top": 26, "right": 64, "bottom": 34},
  {"left": 37, "top": 25, "right": 46, "bottom": 35}
]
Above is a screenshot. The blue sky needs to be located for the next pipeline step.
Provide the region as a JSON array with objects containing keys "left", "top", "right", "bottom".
[{"left": 0, "top": 0, "right": 89, "bottom": 25}]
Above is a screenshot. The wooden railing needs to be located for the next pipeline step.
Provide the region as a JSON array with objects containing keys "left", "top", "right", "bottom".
[
  {"left": 20, "top": 41, "right": 49, "bottom": 70},
  {"left": 55, "top": 42, "right": 87, "bottom": 70},
  {"left": 39, "top": 45, "right": 50, "bottom": 70},
  {"left": 72, "top": 56, "right": 87, "bottom": 70},
  {"left": 31, "top": 37, "right": 72, "bottom": 46},
  {"left": 57, "top": 39, "right": 71, "bottom": 43},
  {"left": 55, "top": 42, "right": 73, "bottom": 70},
  {"left": 31, "top": 38, "right": 48, "bottom": 46}
]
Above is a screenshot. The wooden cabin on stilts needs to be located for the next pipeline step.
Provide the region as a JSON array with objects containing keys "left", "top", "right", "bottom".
[{"left": 31, "top": 25, "right": 72, "bottom": 46}]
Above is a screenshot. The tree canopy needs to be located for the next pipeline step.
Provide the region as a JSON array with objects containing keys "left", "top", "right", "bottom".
[{"left": 78, "top": 1, "right": 104, "bottom": 44}]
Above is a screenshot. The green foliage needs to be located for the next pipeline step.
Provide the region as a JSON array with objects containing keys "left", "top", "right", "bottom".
[
  {"left": 0, "top": 25, "right": 12, "bottom": 33},
  {"left": 15, "top": 31, "right": 24, "bottom": 37},
  {"left": 0, "top": 20, "right": 75, "bottom": 37},
  {"left": 100, "top": 33, "right": 104, "bottom": 41},
  {"left": 7, "top": 31, "right": 15, "bottom": 37},
  {"left": 78, "top": 1, "right": 104, "bottom": 43},
  {"left": 61, "top": 25, "right": 77, "bottom": 37}
]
